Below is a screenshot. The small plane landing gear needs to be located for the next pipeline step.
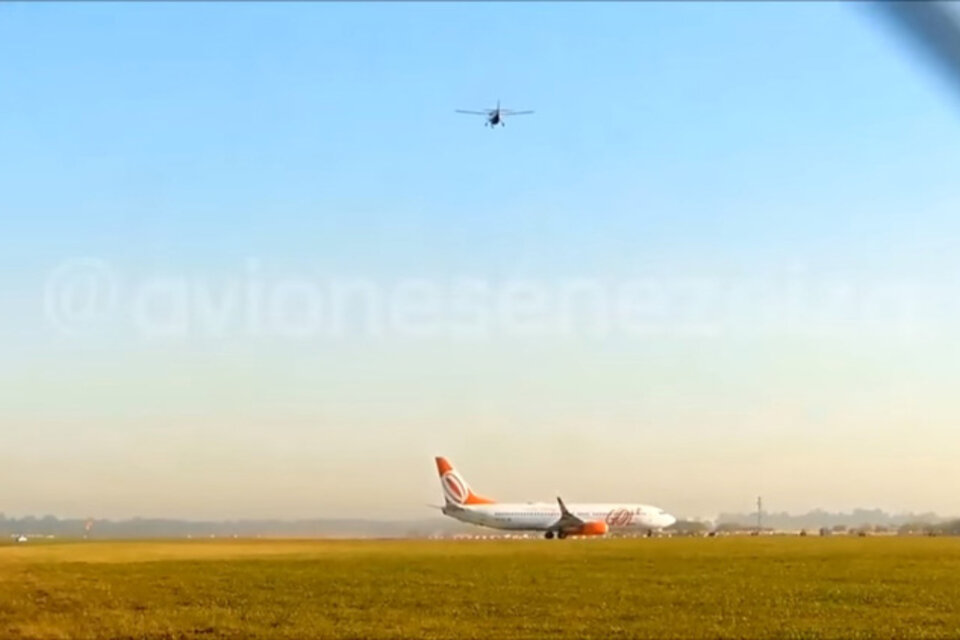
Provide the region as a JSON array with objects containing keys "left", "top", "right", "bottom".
[{"left": 544, "top": 531, "right": 554, "bottom": 540}]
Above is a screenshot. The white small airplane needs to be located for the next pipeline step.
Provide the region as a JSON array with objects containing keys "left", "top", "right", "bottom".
[
  {"left": 456, "top": 100, "right": 534, "bottom": 128},
  {"left": 433, "top": 457, "right": 676, "bottom": 539}
]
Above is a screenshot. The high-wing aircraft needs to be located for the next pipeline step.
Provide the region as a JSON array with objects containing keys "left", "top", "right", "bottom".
[
  {"left": 456, "top": 100, "right": 534, "bottom": 127},
  {"left": 433, "top": 457, "right": 676, "bottom": 539}
]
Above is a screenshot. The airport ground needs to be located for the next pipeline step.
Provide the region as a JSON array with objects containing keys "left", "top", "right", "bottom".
[{"left": 2, "top": 536, "right": 960, "bottom": 639}]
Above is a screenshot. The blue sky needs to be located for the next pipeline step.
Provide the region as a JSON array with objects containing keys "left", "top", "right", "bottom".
[
  {"left": 1, "top": 3, "right": 959, "bottom": 520},
  {"left": 3, "top": 2, "right": 958, "bottom": 272}
]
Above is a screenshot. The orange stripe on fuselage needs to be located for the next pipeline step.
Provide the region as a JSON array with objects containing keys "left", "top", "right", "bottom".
[{"left": 463, "top": 491, "right": 496, "bottom": 505}]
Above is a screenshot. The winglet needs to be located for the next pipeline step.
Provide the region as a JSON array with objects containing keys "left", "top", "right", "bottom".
[{"left": 557, "top": 496, "right": 571, "bottom": 517}]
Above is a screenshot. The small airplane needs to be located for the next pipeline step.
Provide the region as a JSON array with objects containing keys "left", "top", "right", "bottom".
[
  {"left": 456, "top": 100, "right": 534, "bottom": 128},
  {"left": 432, "top": 456, "right": 676, "bottom": 539}
]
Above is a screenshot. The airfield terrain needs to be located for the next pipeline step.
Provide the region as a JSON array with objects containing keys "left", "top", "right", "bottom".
[{"left": 2, "top": 537, "right": 960, "bottom": 639}]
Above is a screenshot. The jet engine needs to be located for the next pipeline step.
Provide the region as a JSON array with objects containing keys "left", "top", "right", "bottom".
[{"left": 572, "top": 521, "right": 609, "bottom": 536}]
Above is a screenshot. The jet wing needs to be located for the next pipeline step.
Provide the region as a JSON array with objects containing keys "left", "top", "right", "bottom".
[{"left": 549, "top": 496, "right": 585, "bottom": 532}]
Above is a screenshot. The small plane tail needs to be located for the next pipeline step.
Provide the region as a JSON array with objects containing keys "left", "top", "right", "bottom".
[{"left": 435, "top": 457, "right": 496, "bottom": 506}]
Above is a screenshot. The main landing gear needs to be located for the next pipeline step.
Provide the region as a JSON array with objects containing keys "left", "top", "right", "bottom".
[
  {"left": 544, "top": 531, "right": 567, "bottom": 540},
  {"left": 544, "top": 531, "right": 554, "bottom": 540}
]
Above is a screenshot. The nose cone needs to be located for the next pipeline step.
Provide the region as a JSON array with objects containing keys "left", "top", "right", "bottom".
[{"left": 660, "top": 513, "right": 677, "bottom": 528}]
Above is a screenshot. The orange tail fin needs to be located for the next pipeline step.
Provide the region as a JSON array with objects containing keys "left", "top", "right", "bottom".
[{"left": 435, "top": 457, "right": 496, "bottom": 505}]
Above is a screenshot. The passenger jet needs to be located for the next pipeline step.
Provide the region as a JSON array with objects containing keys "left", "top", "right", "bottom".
[{"left": 434, "top": 457, "right": 676, "bottom": 539}]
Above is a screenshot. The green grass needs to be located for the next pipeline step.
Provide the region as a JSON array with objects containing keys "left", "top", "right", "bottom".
[{"left": 2, "top": 537, "right": 960, "bottom": 639}]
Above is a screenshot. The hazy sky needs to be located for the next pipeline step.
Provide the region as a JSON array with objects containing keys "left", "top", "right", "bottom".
[{"left": 2, "top": 2, "right": 960, "bottom": 521}]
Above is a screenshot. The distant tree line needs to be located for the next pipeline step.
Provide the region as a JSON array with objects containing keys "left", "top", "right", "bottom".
[
  {"left": 897, "top": 520, "right": 960, "bottom": 536},
  {"left": 669, "top": 512, "right": 960, "bottom": 537},
  {"left": 0, "top": 513, "right": 471, "bottom": 539},
  {"left": 716, "top": 508, "right": 947, "bottom": 530},
  {"left": 2, "top": 511, "right": 957, "bottom": 539}
]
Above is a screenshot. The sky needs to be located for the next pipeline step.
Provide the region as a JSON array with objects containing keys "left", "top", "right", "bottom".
[{"left": 2, "top": 2, "right": 960, "bottom": 521}]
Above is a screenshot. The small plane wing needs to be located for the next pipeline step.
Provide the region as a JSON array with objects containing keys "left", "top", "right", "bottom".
[
  {"left": 501, "top": 110, "right": 534, "bottom": 115},
  {"left": 549, "top": 496, "right": 585, "bottom": 532},
  {"left": 455, "top": 110, "right": 491, "bottom": 115}
]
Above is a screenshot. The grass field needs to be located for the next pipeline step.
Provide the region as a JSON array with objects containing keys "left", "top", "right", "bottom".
[{"left": 2, "top": 536, "right": 960, "bottom": 639}]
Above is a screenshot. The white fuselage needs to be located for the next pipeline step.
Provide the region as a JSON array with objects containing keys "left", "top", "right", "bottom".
[{"left": 443, "top": 501, "right": 676, "bottom": 532}]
